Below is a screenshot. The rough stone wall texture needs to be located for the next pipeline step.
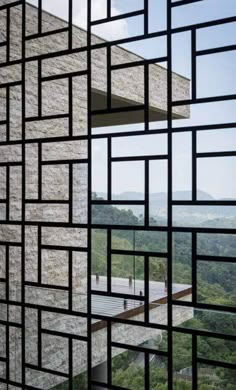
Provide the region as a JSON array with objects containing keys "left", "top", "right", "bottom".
[{"left": 0, "top": 2, "right": 191, "bottom": 389}]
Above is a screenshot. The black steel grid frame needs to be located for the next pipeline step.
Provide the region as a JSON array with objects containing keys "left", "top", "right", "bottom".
[{"left": 0, "top": 0, "right": 235, "bottom": 389}]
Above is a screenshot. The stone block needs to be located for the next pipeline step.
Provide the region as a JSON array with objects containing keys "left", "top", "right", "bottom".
[
  {"left": 42, "top": 249, "right": 69, "bottom": 286},
  {"left": 42, "top": 78, "right": 68, "bottom": 116},
  {"left": 26, "top": 118, "right": 69, "bottom": 139},
  {"left": 25, "top": 143, "right": 38, "bottom": 199},
  {"left": 25, "top": 225, "right": 38, "bottom": 283},
  {"left": 9, "top": 165, "right": 22, "bottom": 221},
  {"left": 73, "top": 163, "right": 88, "bottom": 223},
  {"left": 42, "top": 164, "right": 69, "bottom": 201},
  {"left": 0, "top": 145, "right": 22, "bottom": 163},
  {"left": 9, "top": 85, "right": 22, "bottom": 141},
  {"left": 0, "top": 167, "right": 6, "bottom": 199},
  {"left": 42, "top": 140, "right": 87, "bottom": 161},
  {"left": 0, "top": 225, "right": 21, "bottom": 243},
  {"left": 25, "top": 203, "right": 69, "bottom": 223},
  {"left": 42, "top": 227, "right": 87, "bottom": 248}
]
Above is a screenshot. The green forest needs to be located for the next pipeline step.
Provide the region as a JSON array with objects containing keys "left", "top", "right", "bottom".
[{"left": 53, "top": 202, "right": 236, "bottom": 390}]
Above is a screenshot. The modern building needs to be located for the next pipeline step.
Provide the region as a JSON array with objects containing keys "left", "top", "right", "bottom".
[{"left": 0, "top": 1, "right": 195, "bottom": 389}]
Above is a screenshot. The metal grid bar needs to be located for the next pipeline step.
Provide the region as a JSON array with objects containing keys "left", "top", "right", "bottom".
[{"left": 0, "top": 0, "right": 234, "bottom": 389}]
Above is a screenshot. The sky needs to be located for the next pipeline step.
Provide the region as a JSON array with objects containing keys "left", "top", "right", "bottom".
[{"left": 27, "top": 0, "right": 236, "bottom": 199}]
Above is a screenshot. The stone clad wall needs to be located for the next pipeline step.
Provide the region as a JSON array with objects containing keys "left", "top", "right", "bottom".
[{"left": 0, "top": 3, "right": 89, "bottom": 388}]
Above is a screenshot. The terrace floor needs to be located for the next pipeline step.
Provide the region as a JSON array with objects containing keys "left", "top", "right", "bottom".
[{"left": 91, "top": 275, "right": 192, "bottom": 320}]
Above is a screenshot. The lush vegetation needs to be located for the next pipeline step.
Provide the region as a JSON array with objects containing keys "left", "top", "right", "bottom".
[{"left": 52, "top": 202, "right": 235, "bottom": 389}]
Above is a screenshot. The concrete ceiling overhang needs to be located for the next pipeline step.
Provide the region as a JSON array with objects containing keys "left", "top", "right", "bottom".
[
  {"left": 22, "top": 3, "right": 191, "bottom": 129},
  {"left": 91, "top": 88, "right": 189, "bottom": 128}
]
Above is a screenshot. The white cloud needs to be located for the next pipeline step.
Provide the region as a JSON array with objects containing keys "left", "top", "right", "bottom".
[
  {"left": 28, "top": 0, "right": 129, "bottom": 41},
  {"left": 74, "top": 0, "right": 129, "bottom": 40}
]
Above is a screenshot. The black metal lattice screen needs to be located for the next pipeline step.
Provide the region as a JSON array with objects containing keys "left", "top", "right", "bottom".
[{"left": 0, "top": 0, "right": 235, "bottom": 389}]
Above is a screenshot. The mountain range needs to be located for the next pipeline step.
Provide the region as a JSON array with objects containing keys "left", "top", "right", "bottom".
[{"left": 95, "top": 190, "right": 236, "bottom": 226}]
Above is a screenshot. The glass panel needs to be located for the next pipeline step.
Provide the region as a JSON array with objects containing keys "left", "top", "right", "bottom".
[
  {"left": 173, "top": 101, "right": 236, "bottom": 128},
  {"left": 172, "top": 132, "right": 192, "bottom": 199},
  {"left": 197, "top": 233, "right": 236, "bottom": 257},
  {"left": 172, "top": 31, "right": 191, "bottom": 101},
  {"left": 42, "top": 0, "right": 69, "bottom": 25},
  {"left": 112, "top": 255, "right": 144, "bottom": 296},
  {"left": 172, "top": 0, "right": 236, "bottom": 28},
  {"left": 112, "top": 323, "right": 167, "bottom": 352},
  {"left": 112, "top": 347, "right": 145, "bottom": 390},
  {"left": 198, "top": 336, "right": 236, "bottom": 365},
  {"left": 197, "top": 51, "right": 236, "bottom": 98},
  {"left": 197, "top": 364, "right": 236, "bottom": 390},
  {"left": 112, "top": 230, "right": 168, "bottom": 253},
  {"left": 197, "top": 128, "right": 236, "bottom": 153},
  {"left": 92, "top": 320, "right": 107, "bottom": 383},
  {"left": 92, "top": 294, "right": 144, "bottom": 321},
  {"left": 149, "top": 159, "right": 168, "bottom": 226},
  {"left": 120, "top": 36, "right": 167, "bottom": 60},
  {"left": 92, "top": 120, "right": 145, "bottom": 135},
  {"left": 172, "top": 232, "right": 192, "bottom": 288},
  {"left": 173, "top": 332, "right": 192, "bottom": 389},
  {"left": 92, "top": 204, "right": 144, "bottom": 225},
  {"left": 175, "top": 306, "right": 236, "bottom": 336},
  {"left": 197, "top": 260, "right": 236, "bottom": 307},
  {"left": 112, "top": 0, "right": 144, "bottom": 17},
  {"left": 112, "top": 133, "right": 167, "bottom": 157},
  {"left": 149, "top": 0, "right": 167, "bottom": 33},
  {"left": 197, "top": 156, "right": 236, "bottom": 200},
  {"left": 173, "top": 206, "right": 236, "bottom": 229},
  {"left": 197, "top": 22, "right": 236, "bottom": 50},
  {"left": 92, "top": 138, "right": 108, "bottom": 199},
  {"left": 112, "top": 161, "right": 145, "bottom": 200},
  {"left": 92, "top": 15, "right": 144, "bottom": 42},
  {"left": 150, "top": 358, "right": 168, "bottom": 390},
  {"left": 92, "top": 229, "right": 107, "bottom": 291}
]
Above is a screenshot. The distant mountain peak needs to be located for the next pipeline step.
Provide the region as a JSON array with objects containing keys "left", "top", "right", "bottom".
[{"left": 96, "top": 190, "right": 214, "bottom": 201}]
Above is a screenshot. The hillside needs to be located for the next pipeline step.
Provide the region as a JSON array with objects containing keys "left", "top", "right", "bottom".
[
  {"left": 53, "top": 203, "right": 236, "bottom": 390},
  {"left": 94, "top": 191, "right": 236, "bottom": 226}
]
